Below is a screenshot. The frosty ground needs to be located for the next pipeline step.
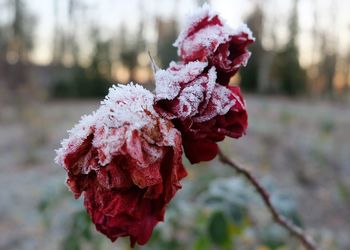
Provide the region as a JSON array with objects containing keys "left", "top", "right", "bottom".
[{"left": 0, "top": 96, "right": 349, "bottom": 249}]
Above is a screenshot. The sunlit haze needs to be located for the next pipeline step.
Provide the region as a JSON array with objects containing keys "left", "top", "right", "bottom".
[{"left": 27, "top": 0, "right": 350, "bottom": 67}]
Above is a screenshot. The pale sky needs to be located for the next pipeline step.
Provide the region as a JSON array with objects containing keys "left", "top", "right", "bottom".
[{"left": 25, "top": 0, "right": 350, "bottom": 67}]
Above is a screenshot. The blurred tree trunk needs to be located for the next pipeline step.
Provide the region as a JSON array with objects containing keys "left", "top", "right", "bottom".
[
  {"left": 68, "top": 0, "right": 79, "bottom": 66},
  {"left": 119, "top": 25, "right": 138, "bottom": 82},
  {"left": 90, "top": 27, "right": 112, "bottom": 79},
  {"left": 342, "top": 26, "right": 350, "bottom": 98},
  {"left": 156, "top": 18, "right": 178, "bottom": 68},
  {"left": 319, "top": 43, "right": 336, "bottom": 98},
  {"left": 6, "top": 0, "right": 35, "bottom": 91},
  {"left": 51, "top": 0, "right": 63, "bottom": 65},
  {"left": 318, "top": 0, "right": 338, "bottom": 99},
  {"left": 240, "top": 4, "right": 265, "bottom": 93},
  {"left": 271, "top": 0, "right": 306, "bottom": 96},
  {"left": 343, "top": 57, "right": 350, "bottom": 97},
  {"left": 118, "top": 2, "right": 149, "bottom": 83}
]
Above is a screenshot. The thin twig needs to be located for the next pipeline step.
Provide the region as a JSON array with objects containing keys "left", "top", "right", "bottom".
[
  {"left": 218, "top": 149, "right": 318, "bottom": 250},
  {"left": 147, "top": 51, "right": 159, "bottom": 73}
]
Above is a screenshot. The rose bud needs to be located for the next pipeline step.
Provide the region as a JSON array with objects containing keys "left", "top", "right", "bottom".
[
  {"left": 173, "top": 4, "right": 254, "bottom": 85},
  {"left": 154, "top": 61, "right": 247, "bottom": 164},
  {"left": 55, "top": 84, "right": 187, "bottom": 247}
]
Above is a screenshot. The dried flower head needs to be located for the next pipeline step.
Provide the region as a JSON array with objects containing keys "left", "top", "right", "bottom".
[
  {"left": 174, "top": 4, "right": 254, "bottom": 84},
  {"left": 154, "top": 62, "right": 248, "bottom": 163},
  {"left": 55, "top": 84, "right": 187, "bottom": 247}
]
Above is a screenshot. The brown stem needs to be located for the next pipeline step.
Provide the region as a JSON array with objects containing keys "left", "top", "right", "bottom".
[{"left": 218, "top": 149, "right": 318, "bottom": 250}]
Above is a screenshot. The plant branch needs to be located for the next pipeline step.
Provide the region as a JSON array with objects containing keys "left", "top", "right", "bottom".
[
  {"left": 147, "top": 51, "right": 159, "bottom": 73},
  {"left": 218, "top": 149, "right": 318, "bottom": 250}
]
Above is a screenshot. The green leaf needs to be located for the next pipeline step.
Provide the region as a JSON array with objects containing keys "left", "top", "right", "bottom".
[
  {"left": 62, "top": 233, "right": 81, "bottom": 250},
  {"left": 229, "top": 205, "right": 246, "bottom": 226},
  {"left": 208, "top": 211, "right": 230, "bottom": 246},
  {"left": 193, "top": 235, "right": 210, "bottom": 250},
  {"left": 260, "top": 225, "right": 287, "bottom": 249}
]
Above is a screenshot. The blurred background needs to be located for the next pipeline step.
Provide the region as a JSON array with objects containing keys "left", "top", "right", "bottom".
[{"left": 0, "top": 0, "right": 349, "bottom": 249}]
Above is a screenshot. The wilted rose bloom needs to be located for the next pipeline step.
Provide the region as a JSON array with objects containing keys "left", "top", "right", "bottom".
[
  {"left": 174, "top": 4, "right": 254, "bottom": 85},
  {"left": 55, "top": 84, "right": 187, "bottom": 247},
  {"left": 154, "top": 61, "right": 248, "bottom": 164}
]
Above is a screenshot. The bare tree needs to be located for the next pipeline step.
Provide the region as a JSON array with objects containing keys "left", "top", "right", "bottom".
[
  {"left": 240, "top": 2, "right": 265, "bottom": 92},
  {"left": 318, "top": 0, "right": 338, "bottom": 98},
  {"left": 345, "top": 26, "right": 350, "bottom": 96},
  {"left": 51, "top": 0, "right": 63, "bottom": 65},
  {"left": 5, "top": 0, "right": 36, "bottom": 90},
  {"left": 272, "top": 0, "right": 306, "bottom": 96}
]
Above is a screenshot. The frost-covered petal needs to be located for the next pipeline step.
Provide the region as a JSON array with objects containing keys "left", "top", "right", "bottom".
[
  {"left": 174, "top": 4, "right": 254, "bottom": 85},
  {"left": 55, "top": 83, "right": 187, "bottom": 247},
  {"left": 154, "top": 62, "right": 248, "bottom": 164},
  {"left": 155, "top": 61, "right": 208, "bottom": 101},
  {"left": 209, "top": 29, "right": 254, "bottom": 84}
]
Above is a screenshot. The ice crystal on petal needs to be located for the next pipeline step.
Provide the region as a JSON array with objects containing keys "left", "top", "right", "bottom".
[
  {"left": 173, "top": 4, "right": 254, "bottom": 85},
  {"left": 55, "top": 83, "right": 187, "bottom": 247},
  {"left": 56, "top": 83, "right": 179, "bottom": 168},
  {"left": 155, "top": 61, "right": 208, "bottom": 100},
  {"left": 174, "top": 4, "right": 254, "bottom": 59},
  {"left": 55, "top": 113, "right": 96, "bottom": 167},
  {"left": 155, "top": 63, "right": 236, "bottom": 123},
  {"left": 173, "top": 3, "right": 220, "bottom": 48}
]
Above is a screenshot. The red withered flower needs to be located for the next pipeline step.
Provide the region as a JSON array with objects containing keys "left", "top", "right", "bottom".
[
  {"left": 55, "top": 84, "right": 187, "bottom": 247},
  {"left": 174, "top": 4, "right": 254, "bottom": 85},
  {"left": 154, "top": 61, "right": 248, "bottom": 164}
]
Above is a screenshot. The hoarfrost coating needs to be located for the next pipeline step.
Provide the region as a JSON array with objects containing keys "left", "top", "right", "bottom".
[
  {"left": 173, "top": 4, "right": 254, "bottom": 85},
  {"left": 155, "top": 61, "right": 208, "bottom": 101},
  {"left": 174, "top": 4, "right": 254, "bottom": 59},
  {"left": 155, "top": 63, "right": 237, "bottom": 122},
  {"left": 55, "top": 83, "right": 178, "bottom": 168},
  {"left": 55, "top": 83, "right": 187, "bottom": 247}
]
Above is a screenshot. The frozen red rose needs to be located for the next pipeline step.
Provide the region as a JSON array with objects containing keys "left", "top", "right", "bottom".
[
  {"left": 55, "top": 84, "right": 187, "bottom": 247},
  {"left": 154, "top": 61, "right": 248, "bottom": 164},
  {"left": 174, "top": 4, "right": 254, "bottom": 85}
]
